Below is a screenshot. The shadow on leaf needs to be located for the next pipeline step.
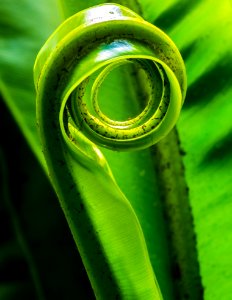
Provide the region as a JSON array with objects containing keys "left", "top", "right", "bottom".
[
  {"left": 201, "top": 130, "right": 232, "bottom": 166},
  {"left": 184, "top": 57, "right": 232, "bottom": 108},
  {"left": 153, "top": 0, "right": 202, "bottom": 31}
]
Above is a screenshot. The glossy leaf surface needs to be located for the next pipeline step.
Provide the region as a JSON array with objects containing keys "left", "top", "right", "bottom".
[{"left": 1, "top": 0, "right": 232, "bottom": 299}]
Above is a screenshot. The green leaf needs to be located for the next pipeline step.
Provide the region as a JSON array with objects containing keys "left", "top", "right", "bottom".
[
  {"left": 1, "top": 0, "right": 232, "bottom": 299},
  {"left": 173, "top": 2, "right": 232, "bottom": 299},
  {"left": 34, "top": 2, "right": 188, "bottom": 297},
  {"left": 0, "top": 0, "right": 62, "bottom": 166}
]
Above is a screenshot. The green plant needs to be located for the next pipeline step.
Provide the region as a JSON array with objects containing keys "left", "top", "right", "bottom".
[
  {"left": 34, "top": 3, "right": 186, "bottom": 298},
  {"left": 1, "top": 0, "right": 232, "bottom": 299}
]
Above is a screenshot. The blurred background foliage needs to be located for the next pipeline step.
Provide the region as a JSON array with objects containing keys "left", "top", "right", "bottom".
[{"left": 0, "top": 0, "right": 232, "bottom": 299}]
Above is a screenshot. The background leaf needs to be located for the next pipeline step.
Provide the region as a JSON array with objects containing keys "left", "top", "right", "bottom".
[{"left": 1, "top": 0, "right": 232, "bottom": 299}]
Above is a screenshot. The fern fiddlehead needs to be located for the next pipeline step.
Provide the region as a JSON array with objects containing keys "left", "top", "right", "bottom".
[{"left": 34, "top": 3, "right": 186, "bottom": 299}]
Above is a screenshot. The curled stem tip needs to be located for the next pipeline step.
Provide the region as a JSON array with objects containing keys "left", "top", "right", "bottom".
[{"left": 34, "top": 3, "right": 186, "bottom": 299}]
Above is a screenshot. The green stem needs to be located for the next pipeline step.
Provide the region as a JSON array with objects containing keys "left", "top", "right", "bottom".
[
  {"left": 152, "top": 129, "right": 203, "bottom": 299},
  {"left": 34, "top": 3, "right": 186, "bottom": 299}
]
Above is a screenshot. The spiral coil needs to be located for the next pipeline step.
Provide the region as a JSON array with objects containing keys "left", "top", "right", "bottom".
[
  {"left": 34, "top": 4, "right": 187, "bottom": 298},
  {"left": 34, "top": 3, "right": 186, "bottom": 151}
]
